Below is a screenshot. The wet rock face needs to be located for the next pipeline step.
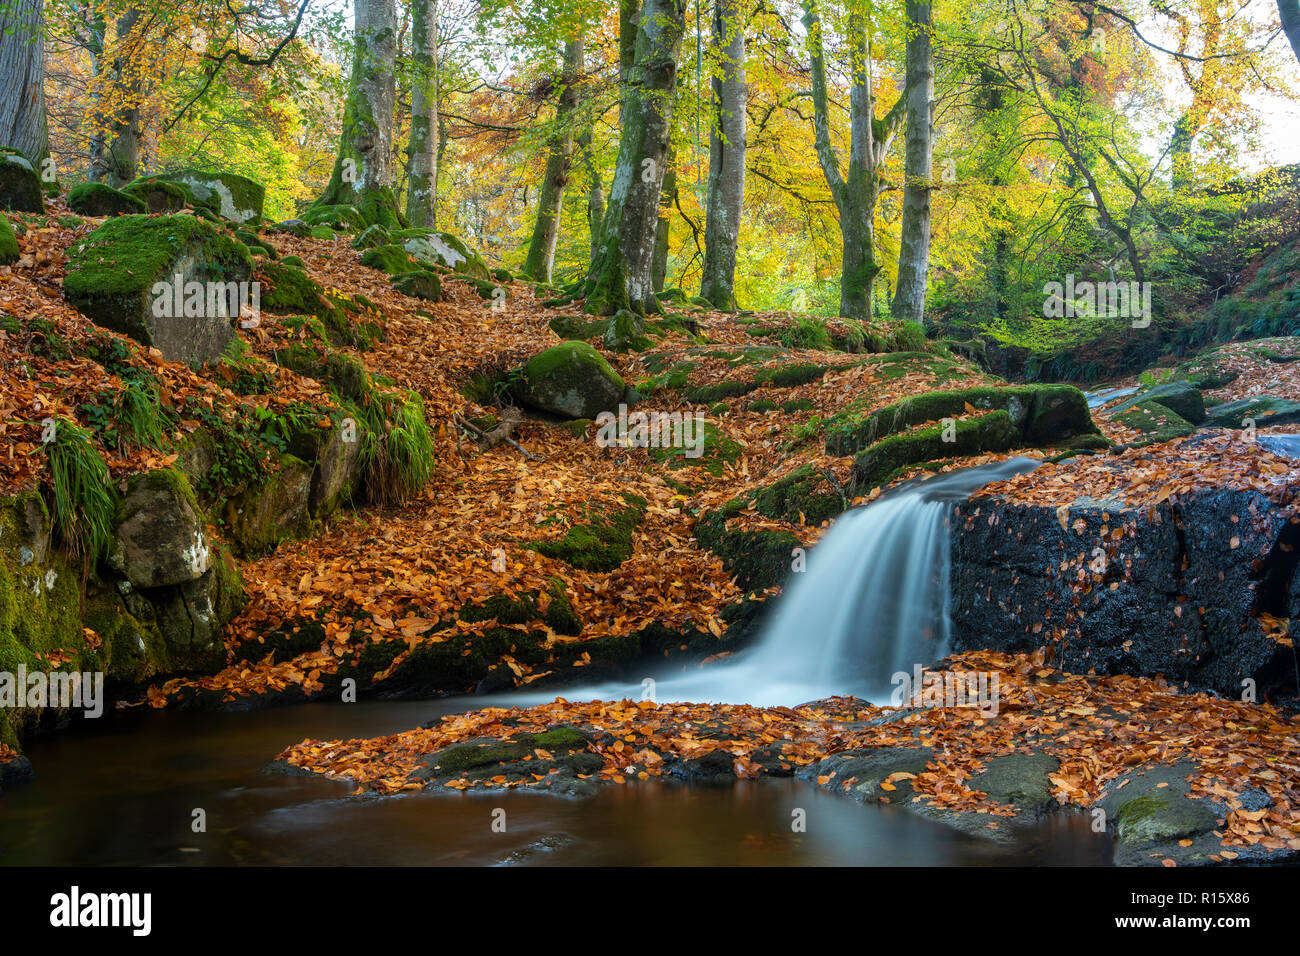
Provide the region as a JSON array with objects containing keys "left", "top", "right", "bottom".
[{"left": 951, "top": 487, "right": 1299, "bottom": 697}]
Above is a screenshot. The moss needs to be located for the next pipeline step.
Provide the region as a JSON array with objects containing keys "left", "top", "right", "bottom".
[
  {"left": 360, "top": 243, "right": 420, "bottom": 276},
  {"left": 157, "top": 169, "right": 264, "bottom": 222},
  {"left": 351, "top": 224, "right": 392, "bottom": 250},
  {"left": 68, "top": 182, "right": 147, "bottom": 217},
  {"left": 0, "top": 215, "right": 18, "bottom": 265},
  {"left": 648, "top": 421, "right": 741, "bottom": 477},
  {"left": 457, "top": 579, "right": 582, "bottom": 636},
  {"left": 235, "top": 227, "right": 277, "bottom": 259},
  {"left": 121, "top": 177, "right": 187, "bottom": 214},
  {"left": 684, "top": 380, "right": 756, "bottom": 403},
  {"left": 309, "top": 225, "right": 337, "bottom": 240},
  {"left": 693, "top": 511, "right": 802, "bottom": 593},
  {"left": 64, "top": 214, "right": 252, "bottom": 302},
  {"left": 259, "top": 260, "right": 325, "bottom": 314},
  {"left": 750, "top": 464, "right": 845, "bottom": 526},
  {"left": 852, "top": 410, "right": 1020, "bottom": 491},
  {"left": 1114, "top": 793, "right": 1218, "bottom": 845},
  {"left": 390, "top": 270, "right": 441, "bottom": 301},
  {"left": 528, "top": 493, "right": 646, "bottom": 572},
  {"left": 1115, "top": 400, "right": 1196, "bottom": 444}
]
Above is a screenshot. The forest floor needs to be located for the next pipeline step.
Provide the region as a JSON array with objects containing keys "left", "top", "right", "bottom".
[{"left": 3, "top": 203, "right": 1300, "bottom": 863}]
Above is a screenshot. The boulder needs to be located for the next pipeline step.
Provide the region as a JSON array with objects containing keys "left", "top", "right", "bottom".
[
  {"left": 0, "top": 148, "right": 43, "bottom": 212},
  {"left": 402, "top": 231, "right": 491, "bottom": 280},
  {"left": 121, "top": 177, "right": 187, "bottom": 213},
  {"left": 222, "top": 455, "right": 314, "bottom": 555},
  {"left": 157, "top": 169, "right": 264, "bottom": 223},
  {"left": 390, "top": 270, "right": 442, "bottom": 301},
  {"left": 351, "top": 224, "right": 392, "bottom": 250},
  {"left": 1205, "top": 396, "right": 1300, "bottom": 429},
  {"left": 68, "top": 182, "right": 147, "bottom": 217},
  {"left": 107, "top": 469, "right": 209, "bottom": 589},
  {"left": 1113, "top": 381, "right": 1205, "bottom": 424},
  {"left": 63, "top": 214, "right": 253, "bottom": 364},
  {"left": 517, "top": 341, "right": 626, "bottom": 419}
]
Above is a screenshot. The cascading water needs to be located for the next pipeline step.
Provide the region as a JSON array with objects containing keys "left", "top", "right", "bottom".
[{"left": 509, "top": 456, "right": 1040, "bottom": 708}]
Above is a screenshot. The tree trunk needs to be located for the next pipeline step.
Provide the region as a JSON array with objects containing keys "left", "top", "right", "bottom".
[
  {"left": 802, "top": 0, "right": 905, "bottom": 319},
  {"left": 0, "top": 0, "right": 49, "bottom": 168},
  {"left": 405, "top": 0, "right": 438, "bottom": 227},
  {"left": 522, "top": 38, "right": 584, "bottom": 282},
  {"left": 88, "top": 6, "right": 142, "bottom": 186},
  {"left": 652, "top": 142, "right": 676, "bottom": 292},
  {"left": 618, "top": 0, "right": 640, "bottom": 124},
  {"left": 699, "top": 0, "right": 746, "bottom": 311},
  {"left": 579, "top": 128, "right": 603, "bottom": 253},
  {"left": 890, "top": 0, "right": 933, "bottom": 323},
  {"left": 315, "top": 0, "right": 400, "bottom": 226},
  {"left": 583, "top": 0, "right": 688, "bottom": 315},
  {"left": 1278, "top": 0, "right": 1300, "bottom": 66}
]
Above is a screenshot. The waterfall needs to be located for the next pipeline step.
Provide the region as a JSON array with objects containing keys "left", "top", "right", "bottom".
[{"left": 507, "top": 457, "right": 1040, "bottom": 708}]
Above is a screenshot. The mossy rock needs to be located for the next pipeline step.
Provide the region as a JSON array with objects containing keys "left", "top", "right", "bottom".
[
  {"left": 302, "top": 204, "right": 364, "bottom": 230},
  {"left": 1114, "top": 400, "right": 1196, "bottom": 444},
  {"left": 258, "top": 259, "right": 326, "bottom": 314},
  {"left": 359, "top": 243, "right": 419, "bottom": 276},
  {"left": 0, "top": 148, "right": 44, "bottom": 213},
  {"left": 107, "top": 468, "right": 210, "bottom": 589},
  {"left": 122, "top": 177, "right": 187, "bottom": 213},
  {"left": 549, "top": 313, "right": 611, "bottom": 341},
  {"left": 351, "top": 224, "right": 392, "bottom": 250},
  {"left": 1204, "top": 396, "right": 1300, "bottom": 429},
  {"left": 1112, "top": 381, "right": 1205, "bottom": 425},
  {"left": 458, "top": 579, "right": 583, "bottom": 636},
  {"left": 604, "top": 309, "right": 651, "bottom": 353},
  {"left": 63, "top": 214, "right": 253, "bottom": 364},
  {"left": 399, "top": 230, "right": 491, "bottom": 280},
  {"left": 68, "top": 182, "right": 147, "bottom": 217},
  {"left": 391, "top": 270, "right": 442, "bottom": 301},
  {"left": 234, "top": 227, "right": 277, "bottom": 259},
  {"left": 527, "top": 494, "right": 646, "bottom": 572},
  {"left": 648, "top": 421, "right": 742, "bottom": 477},
  {"left": 221, "top": 454, "right": 314, "bottom": 556},
  {"left": 156, "top": 169, "right": 264, "bottom": 223},
  {"left": 0, "top": 215, "right": 17, "bottom": 265},
  {"left": 851, "top": 410, "right": 1019, "bottom": 491},
  {"left": 747, "top": 464, "right": 845, "bottom": 526},
  {"left": 517, "top": 341, "right": 626, "bottom": 419},
  {"left": 827, "top": 384, "right": 1095, "bottom": 457},
  {"left": 693, "top": 509, "right": 802, "bottom": 593},
  {"left": 309, "top": 225, "right": 337, "bottom": 240}
]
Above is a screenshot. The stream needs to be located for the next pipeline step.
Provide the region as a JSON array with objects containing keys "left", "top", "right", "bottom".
[{"left": 0, "top": 698, "right": 1113, "bottom": 866}]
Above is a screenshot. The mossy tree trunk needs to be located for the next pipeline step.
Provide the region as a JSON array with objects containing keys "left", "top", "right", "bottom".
[
  {"left": 889, "top": 0, "right": 933, "bottom": 324},
  {"left": 582, "top": 0, "right": 689, "bottom": 315},
  {"left": 803, "top": 0, "right": 904, "bottom": 320},
  {"left": 651, "top": 141, "right": 676, "bottom": 293},
  {"left": 0, "top": 0, "right": 49, "bottom": 168},
  {"left": 404, "top": 0, "right": 439, "bottom": 227},
  {"left": 579, "top": 127, "right": 603, "bottom": 254},
  {"left": 87, "top": 5, "right": 143, "bottom": 186},
  {"left": 522, "top": 37, "right": 584, "bottom": 283},
  {"left": 315, "top": 0, "right": 401, "bottom": 227},
  {"left": 699, "top": 0, "right": 746, "bottom": 311}
]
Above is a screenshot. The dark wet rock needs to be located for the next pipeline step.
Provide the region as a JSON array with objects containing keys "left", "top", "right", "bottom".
[
  {"left": 0, "top": 754, "right": 34, "bottom": 791},
  {"left": 1097, "top": 763, "right": 1222, "bottom": 866},
  {"left": 801, "top": 746, "right": 934, "bottom": 804},
  {"left": 952, "top": 485, "right": 1299, "bottom": 697},
  {"left": 1205, "top": 396, "right": 1300, "bottom": 429},
  {"left": 970, "top": 753, "right": 1060, "bottom": 817},
  {"left": 670, "top": 749, "right": 737, "bottom": 785}
]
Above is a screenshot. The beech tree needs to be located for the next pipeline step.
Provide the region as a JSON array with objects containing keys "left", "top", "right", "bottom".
[
  {"left": 521, "top": 37, "right": 584, "bottom": 282},
  {"left": 890, "top": 0, "right": 933, "bottom": 323},
  {"left": 405, "top": 0, "right": 439, "bottom": 227},
  {"left": 698, "top": 0, "right": 745, "bottom": 311},
  {"left": 314, "top": 0, "right": 401, "bottom": 226},
  {"left": 581, "top": 0, "right": 689, "bottom": 314},
  {"left": 0, "top": 0, "right": 50, "bottom": 166}
]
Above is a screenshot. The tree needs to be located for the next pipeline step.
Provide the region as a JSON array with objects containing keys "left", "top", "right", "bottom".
[
  {"left": 803, "top": 0, "right": 905, "bottom": 320},
  {"left": 314, "top": 0, "right": 401, "bottom": 226},
  {"left": 890, "top": 0, "right": 932, "bottom": 322},
  {"left": 581, "top": 0, "right": 689, "bottom": 314},
  {"left": 521, "top": 37, "right": 584, "bottom": 282},
  {"left": 699, "top": 0, "right": 745, "bottom": 311},
  {"left": 0, "top": 0, "right": 50, "bottom": 166},
  {"left": 405, "top": 0, "right": 439, "bottom": 227},
  {"left": 1278, "top": 0, "right": 1300, "bottom": 65},
  {"left": 86, "top": 4, "right": 143, "bottom": 185}
]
